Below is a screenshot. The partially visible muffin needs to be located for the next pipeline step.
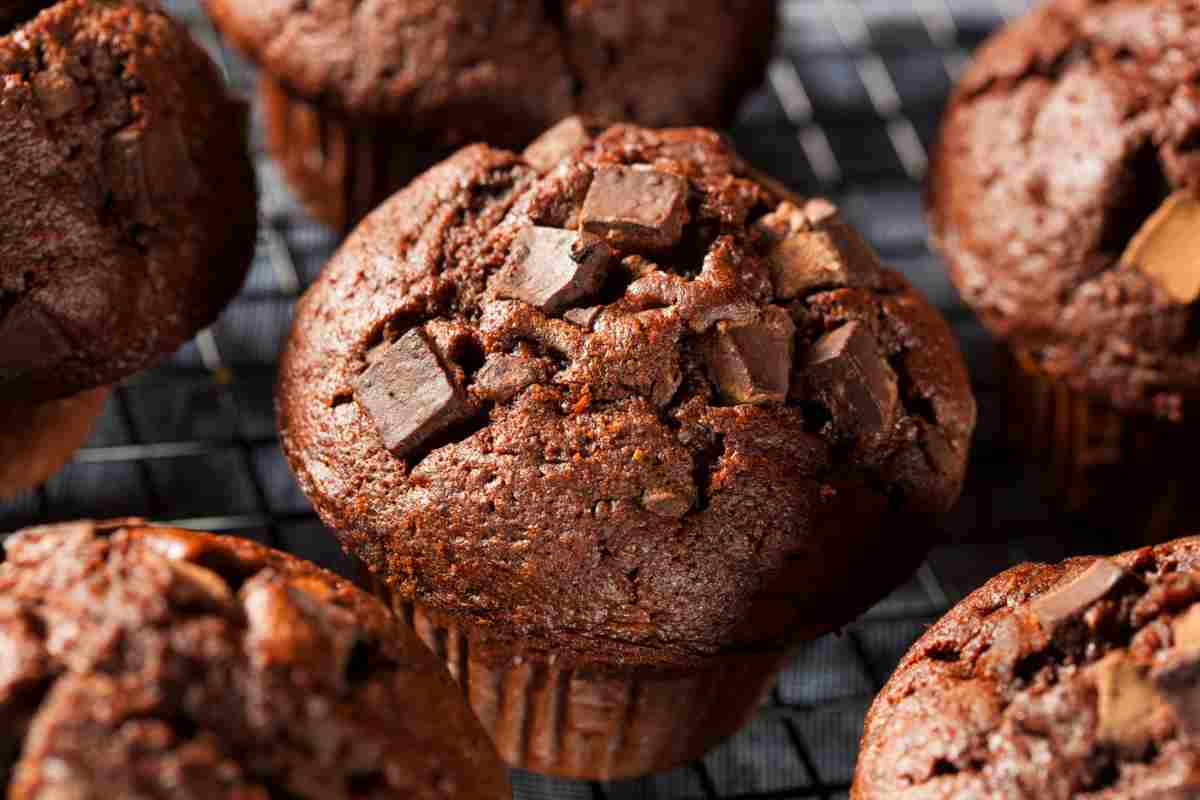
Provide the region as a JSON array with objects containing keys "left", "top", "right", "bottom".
[
  {"left": 202, "top": 0, "right": 777, "bottom": 229},
  {"left": 928, "top": 0, "right": 1200, "bottom": 539},
  {"left": 0, "top": 519, "right": 512, "bottom": 800},
  {"left": 0, "top": 0, "right": 258, "bottom": 496},
  {"left": 854, "top": 535, "right": 1200, "bottom": 799},
  {"left": 279, "top": 120, "right": 976, "bottom": 778}
]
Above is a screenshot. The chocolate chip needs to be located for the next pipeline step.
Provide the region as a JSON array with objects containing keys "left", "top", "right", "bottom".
[
  {"left": 757, "top": 202, "right": 880, "bottom": 299},
  {"left": 1092, "top": 652, "right": 1168, "bottom": 753},
  {"left": 564, "top": 305, "right": 604, "bottom": 331},
  {"left": 354, "top": 330, "right": 471, "bottom": 459},
  {"left": 32, "top": 70, "right": 80, "bottom": 120},
  {"left": 641, "top": 488, "right": 693, "bottom": 519},
  {"left": 580, "top": 165, "right": 688, "bottom": 251},
  {"left": 0, "top": 301, "right": 71, "bottom": 379},
  {"left": 493, "top": 227, "right": 612, "bottom": 314},
  {"left": 705, "top": 306, "right": 795, "bottom": 405},
  {"left": 1030, "top": 560, "right": 1130, "bottom": 634},
  {"left": 523, "top": 116, "right": 602, "bottom": 173},
  {"left": 1121, "top": 190, "right": 1200, "bottom": 303},
  {"left": 799, "top": 322, "right": 899, "bottom": 440},
  {"left": 473, "top": 354, "right": 545, "bottom": 403}
]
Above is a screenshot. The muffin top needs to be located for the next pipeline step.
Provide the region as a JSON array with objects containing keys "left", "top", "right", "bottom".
[
  {"left": 279, "top": 121, "right": 976, "bottom": 667},
  {"left": 929, "top": 0, "right": 1200, "bottom": 417},
  {"left": 854, "top": 536, "right": 1200, "bottom": 799},
  {"left": 203, "top": 0, "right": 774, "bottom": 146},
  {"left": 0, "top": 519, "right": 511, "bottom": 800},
  {"left": 0, "top": 0, "right": 257, "bottom": 404}
]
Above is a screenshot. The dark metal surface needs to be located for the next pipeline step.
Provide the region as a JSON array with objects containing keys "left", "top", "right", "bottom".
[{"left": 1, "top": 1, "right": 1106, "bottom": 797}]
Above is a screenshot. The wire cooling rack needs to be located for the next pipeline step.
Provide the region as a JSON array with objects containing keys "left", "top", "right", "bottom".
[{"left": 2, "top": 1, "right": 1121, "bottom": 797}]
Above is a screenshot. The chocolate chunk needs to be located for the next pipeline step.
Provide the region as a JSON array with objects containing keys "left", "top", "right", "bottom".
[
  {"left": 523, "top": 116, "right": 601, "bottom": 173},
  {"left": 1030, "top": 560, "right": 1129, "bottom": 633},
  {"left": 706, "top": 306, "right": 795, "bottom": 405},
  {"left": 493, "top": 227, "right": 612, "bottom": 314},
  {"left": 0, "top": 301, "right": 72, "bottom": 379},
  {"left": 1175, "top": 605, "right": 1200, "bottom": 649},
  {"left": 1121, "top": 190, "right": 1200, "bottom": 303},
  {"left": 758, "top": 202, "right": 880, "bottom": 299},
  {"left": 354, "top": 330, "right": 471, "bottom": 459},
  {"left": 165, "top": 559, "right": 233, "bottom": 609},
  {"left": 1153, "top": 653, "right": 1200, "bottom": 736},
  {"left": 1092, "top": 652, "right": 1167, "bottom": 753},
  {"left": 641, "top": 488, "right": 693, "bottom": 519},
  {"left": 32, "top": 70, "right": 81, "bottom": 120},
  {"left": 473, "top": 354, "right": 545, "bottom": 403},
  {"left": 799, "top": 322, "right": 899, "bottom": 440},
  {"left": 564, "top": 305, "right": 604, "bottom": 331},
  {"left": 581, "top": 166, "right": 688, "bottom": 251}
]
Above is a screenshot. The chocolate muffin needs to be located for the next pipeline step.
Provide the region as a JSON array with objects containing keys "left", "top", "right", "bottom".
[
  {"left": 853, "top": 535, "right": 1200, "bottom": 799},
  {"left": 0, "top": 519, "right": 512, "bottom": 799},
  {"left": 0, "top": 0, "right": 258, "bottom": 496},
  {"left": 278, "top": 121, "right": 976, "bottom": 778},
  {"left": 928, "top": 0, "right": 1200, "bottom": 540},
  {"left": 201, "top": 0, "right": 777, "bottom": 230}
]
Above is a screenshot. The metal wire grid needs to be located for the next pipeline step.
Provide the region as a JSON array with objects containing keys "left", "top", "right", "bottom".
[{"left": 0, "top": 1, "right": 1093, "bottom": 798}]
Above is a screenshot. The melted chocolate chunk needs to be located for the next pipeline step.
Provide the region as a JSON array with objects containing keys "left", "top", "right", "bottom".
[
  {"left": 493, "top": 227, "right": 612, "bottom": 314},
  {"left": 354, "top": 330, "right": 471, "bottom": 459},
  {"left": 1030, "top": 560, "right": 1130, "bottom": 634},
  {"left": 580, "top": 166, "right": 688, "bottom": 251},
  {"left": 705, "top": 306, "right": 795, "bottom": 405},
  {"left": 1121, "top": 190, "right": 1200, "bottom": 304},
  {"left": 1092, "top": 652, "right": 1168, "bottom": 753},
  {"left": 522, "top": 116, "right": 602, "bottom": 173},
  {"left": 758, "top": 202, "right": 880, "bottom": 299},
  {"left": 563, "top": 305, "right": 604, "bottom": 331},
  {"left": 473, "top": 354, "right": 546, "bottom": 403},
  {"left": 798, "top": 322, "right": 899, "bottom": 440}
]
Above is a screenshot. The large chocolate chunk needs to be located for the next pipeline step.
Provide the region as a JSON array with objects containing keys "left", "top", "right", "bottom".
[
  {"left": 523, "top": 116, "right": 602, "bottom": 173},
  {"left": 757, "top": 202, "right": 881, "bottom": 300},
  {"left": 1092, "top": 652, "right": 1167, "bottom": 753},
  {"left": 354, "top": 330, "right": 471, "bottom": 459},
  {"left": 580, "top": 166, "right": 688, "bottom": 251},
  {"left": 706, "top": 306, "right": 795, "bottom": 405},
  {"left": 493, "top": 227, "right": 612, "bottom": 315},
  {"left": 1030, "top": 560, "right": 1129, "bottom": 634},
  {"left": 0, "top": 301, "right": 72, "bottom": 379},
  {"left": 1121, "top": 190, "right": 1200, "bottom": 303},
  {"left": 799, "top": 322, "right": 898, "bottom": 440}
]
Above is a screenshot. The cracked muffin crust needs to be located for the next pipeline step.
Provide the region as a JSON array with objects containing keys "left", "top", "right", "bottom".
[
  {"left": 279, "top": 122, "right": 975, "bottom": 662},
  {"left": 0, "top": 0, "right": 257, "bottom": 405},
  {"left": 201, "top": 0, "right": 776, "bottom": 229},
  {"left": 0, "top": 519, "right": 511, "bottom": 800},
  {"left": 853, "top": 535, "right": 1200, "bottom": 799},
  {"left": 929, "top": 0, "right": 1200, "bottom": 415}
]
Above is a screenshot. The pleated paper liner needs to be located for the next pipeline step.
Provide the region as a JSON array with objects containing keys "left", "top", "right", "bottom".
[
  {"left": 259, "top": 76, "right": 436, "bottom": 231},
  {"left": 358, "top": 564, "right": 785, "bottom": 780},
  {"left": 1001, "top": 346, "right": 1200, "bottom": 545}
]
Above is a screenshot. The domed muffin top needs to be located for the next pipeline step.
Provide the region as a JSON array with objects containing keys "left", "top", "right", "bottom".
[
  {"left": 0, "top": 0, "right": 257, "bottom": 404},
  {"left": 202, "top": 0, "right": 774, "bottom": 144},
  {"left": 855, "top": 535, "right": 1200, "bottom": 799},
  {"left": 929, "top": 0, "right": 1200, "bottom": 416},
  {"left": 0, "top": 519, "right": 511, "bottom": 800},
  {"left": 279, "top": 122, "right": 976, "bottom": 666}
]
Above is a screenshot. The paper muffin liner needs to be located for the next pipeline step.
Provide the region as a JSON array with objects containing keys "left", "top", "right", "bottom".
[
  {"left": 361, "top": 570, "right": 786, "bottom": 780},
  {"left": 1001, "top": 346, "right": 1200, "bottom": 545},
  {"left": 259, "top": 76, "right": 435, "bottom": 231},
  {"left": 0, "top": 386, "right": 110, "bottom": 499}
]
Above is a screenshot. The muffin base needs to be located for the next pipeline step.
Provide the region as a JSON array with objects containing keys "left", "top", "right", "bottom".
[
  {"left": 361, "top": 563, "right": 787, "bottom": 780},
  {"left": 0, "top": 387, "right": 109, "bottom": 499},
  {"left": 1002, "top": 347, "right": 1200, "bottom": 545},
  {"left": 260, "top": 76, "right": 439, "bottom": 231}
]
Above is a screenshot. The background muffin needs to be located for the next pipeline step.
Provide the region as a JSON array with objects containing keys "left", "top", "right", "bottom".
[
  {"left": 201, "top": 0, "right": 777, "bottom": 230},
  {"left": 0, "top": 0, "right": 258, "bottom": 496},
  {"left": 0, "top": 518, "right": 511, "bottom": 800},
  {"left": 928, "top": 0, "right": 1200, "bottom": 541},
  {"left": 854, "top": 534, "right": 1200, "bottom": 799},
  {"left": 278, "top": 120, "right": 976, "bottom": 779}
]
